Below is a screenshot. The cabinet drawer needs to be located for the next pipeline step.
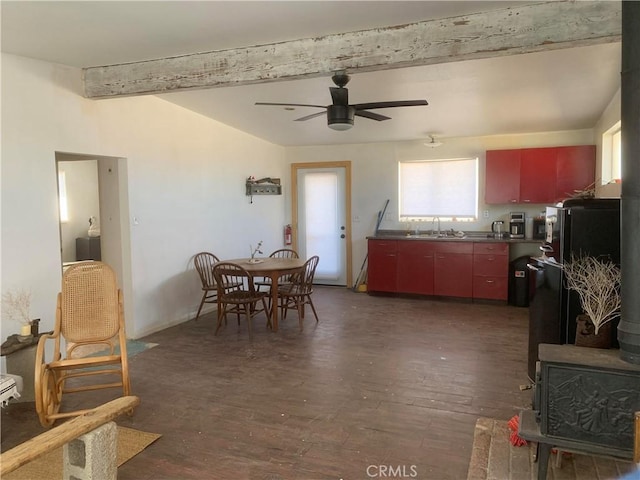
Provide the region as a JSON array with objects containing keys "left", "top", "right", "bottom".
[
  {"left": 473, "top": 242, "right": 508, "bottom": 255},
  {"left": 397, "top": 240, "right": 436, "bottom": 254},
  {"left": 473, "top": 276, "right": 508, "bottom": 300},
  {"left": 473, "top": 254, "right": 509, "bottom": 277},
  {"left": 432, "top": 242, "right": 473, "bottom": 255},
  {"left": 368, "top": 240, "right": 397, "bottom": 254}
]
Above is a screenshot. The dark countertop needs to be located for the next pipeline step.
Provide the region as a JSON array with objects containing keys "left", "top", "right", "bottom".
[{"left": 369, "top": 230, "right": 544, "bottom": 244}]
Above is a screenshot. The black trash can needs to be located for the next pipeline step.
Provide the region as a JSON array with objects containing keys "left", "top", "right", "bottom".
[{"left": 509, "top": 256, "right": 531, "bottom": 307}]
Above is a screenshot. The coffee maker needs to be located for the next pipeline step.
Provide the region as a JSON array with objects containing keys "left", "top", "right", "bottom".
[{"left": 509, "top": 212, "right": 525, "bottom": 239}]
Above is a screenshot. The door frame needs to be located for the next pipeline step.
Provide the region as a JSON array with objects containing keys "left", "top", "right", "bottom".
[
  {"left": 291, "top": 161, "right": 352, "bottom": 288},
  {"left": 55, "top": 151, "right": 134, "bottom": 335}
]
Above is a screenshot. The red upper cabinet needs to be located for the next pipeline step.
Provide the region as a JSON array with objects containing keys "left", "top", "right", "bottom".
[
  {"left": 555, "top": 145, "right": 596, "bottom": 201},
  {"left": 485, "top": 145, "right": 595, "bottom": 205},
  {"left": 520, "top": 148, "right": 557, "bottom": 204},
  {"left": 485, "top": 149, "right": 521, "bottom": 204}
]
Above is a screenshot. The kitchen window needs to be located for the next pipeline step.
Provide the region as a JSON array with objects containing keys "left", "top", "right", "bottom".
[
  {"left": 602, "top": 121, "right": 621, "bottom": 185},
  {"left": 398, "top": 157, "right": 478, "bottom": 221}
]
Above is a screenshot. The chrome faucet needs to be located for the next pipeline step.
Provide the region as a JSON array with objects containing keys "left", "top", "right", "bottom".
[{"left": 432, "top": 217, "right": 441, "bottom": 236}]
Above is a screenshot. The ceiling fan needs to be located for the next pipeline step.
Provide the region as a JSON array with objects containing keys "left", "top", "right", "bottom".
[{"left": 255, "top": 71, "right": 428, "bottom": 131}]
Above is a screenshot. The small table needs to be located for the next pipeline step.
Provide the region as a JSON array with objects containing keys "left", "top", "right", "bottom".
[{"left": 224, "top": 257, "right": 306, "bottom": 332}]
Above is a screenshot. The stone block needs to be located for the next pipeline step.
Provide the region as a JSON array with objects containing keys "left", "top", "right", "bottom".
[{"left": 63, "top": 421, "right": 117, "bottom": 480}]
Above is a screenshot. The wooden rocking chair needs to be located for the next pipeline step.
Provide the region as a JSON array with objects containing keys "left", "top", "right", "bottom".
[{"left": 34, "top": 261, "right": 132, "bottom": 427}]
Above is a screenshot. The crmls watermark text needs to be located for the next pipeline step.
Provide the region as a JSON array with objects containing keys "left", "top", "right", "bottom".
[{"left": 366, "top": 465, "right": 418, "bottom": 478}]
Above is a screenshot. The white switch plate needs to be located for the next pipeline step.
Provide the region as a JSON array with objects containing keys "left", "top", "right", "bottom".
[{"left": 483, "top": 210, "right": 489, "bottom": 218}]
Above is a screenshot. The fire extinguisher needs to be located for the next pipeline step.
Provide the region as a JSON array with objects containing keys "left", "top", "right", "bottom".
[{"left": 284, "top": 224, "right": 292, "bottom": 245}]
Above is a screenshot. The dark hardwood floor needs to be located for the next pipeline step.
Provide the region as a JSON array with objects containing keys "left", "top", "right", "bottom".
[{"left": 1, "top": 286, "right": 532, "bottom": 479}]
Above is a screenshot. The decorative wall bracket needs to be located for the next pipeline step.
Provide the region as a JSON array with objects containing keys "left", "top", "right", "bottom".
[{"left": 246, "top": 177, "right": 282, "bottom": 196}]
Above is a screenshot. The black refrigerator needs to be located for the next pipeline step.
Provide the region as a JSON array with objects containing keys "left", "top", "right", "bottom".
[
  {"left": 527, "top": 198, "right": 620, "bottom": 380},
  {"left": 545, "top": 198, "right": 621, "bottom": 265}
]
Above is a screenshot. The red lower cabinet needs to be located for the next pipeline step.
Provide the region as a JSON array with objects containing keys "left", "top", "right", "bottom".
[
  {"left": 397, "top": 241, "right": 435, "bottom": 295},
  {"left": 367, "top": 240, "right": 398, "bottom": 292},
  {"left": 433, "top": 243, "right": 473, "bottom": 298},
  {"left": 367, "top": 239, "right": 509, "bottom": 301},
  {"left": 472, "top": 242, "right": 509, "bottom": 300}
]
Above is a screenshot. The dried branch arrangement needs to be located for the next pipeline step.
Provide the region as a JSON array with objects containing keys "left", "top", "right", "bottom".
[
  {"left": 1, "top": 289, "right": 32, "bottom": 326},
  {"left": 563, "top": 254, "right": 621, "bottom": 335},
  {"left": 567, "top": 181, "right": 596, "bottom": 200}
]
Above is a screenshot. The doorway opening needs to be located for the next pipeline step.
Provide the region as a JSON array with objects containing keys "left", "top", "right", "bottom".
[{"left": 55, "top": 151, "right": 133, "bottom": 332}]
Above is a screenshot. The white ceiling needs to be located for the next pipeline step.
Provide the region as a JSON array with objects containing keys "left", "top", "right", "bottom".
[{"left": 1, "top": 1, "right": 621, "bottom": 147}]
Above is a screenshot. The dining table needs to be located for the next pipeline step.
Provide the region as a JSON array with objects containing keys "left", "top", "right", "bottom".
[{"left": 224, "top": 257, "right": 306, "bottom": 332}]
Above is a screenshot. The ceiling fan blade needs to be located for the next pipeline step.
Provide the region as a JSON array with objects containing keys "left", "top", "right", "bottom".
[
  {"left": 330, "top": 87, "right": 348, "bottom": 106},
  {"left": 354, "top": 110, "right": 391, "bottom": 121},
  {"left": 255, "top": 102, "right": 326, "bottom": 109},
  {"left": 294, "top": 110, "right": 327, "bottom": 122},
  {"left": 353, "top": 100, "right": 429, "bottom": 110}
]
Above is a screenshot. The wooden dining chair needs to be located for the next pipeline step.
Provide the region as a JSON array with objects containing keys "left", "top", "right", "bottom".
[
  {"left": 277, "top": 255, "right": 320, "bottom": 331},
  {"left": 255, "top": 248, "right": 300, "bottom": 294},
  {"left": 212, "top": 262, "right": 271, "bottom": 339},
  {"left": 193, "top": 252, "right": 241, "bottom": 321}
]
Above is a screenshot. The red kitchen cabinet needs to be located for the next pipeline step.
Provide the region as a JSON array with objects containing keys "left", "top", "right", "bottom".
[
  {"left": 485, "top": 146, "right": 595, "bottom": 205},
  {"left": 367, "top": 240, "right": 398, "bottom": 293},
  {"left": 397, "top": 241, "right": 435, "bottom": 295},
  {"left": 485, "top": 149, "right": 521, "bottom": 204},
  {"left": 472, "top": 242, "right": 509, "bottom": 300},
  {"left": 520, "top": 148, "right": 557, "bottom": 204},
  {"left": 433, "top": 243, "right": 473, "bottom": 298},
  {"left": 555, "top": 145, "right": 596, "bottom": 201}
]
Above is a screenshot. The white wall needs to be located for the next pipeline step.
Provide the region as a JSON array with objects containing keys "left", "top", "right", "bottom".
[
  {"left": 285, "top": 129, "right": 595, "bottom": 274},
  {"left": 1, "top": 53, "right": 286, "bottom": 339}
]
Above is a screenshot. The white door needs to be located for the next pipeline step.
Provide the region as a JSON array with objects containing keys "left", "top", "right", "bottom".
[{"left": 294, "top": 163, "right": 350, "bottom": 286}]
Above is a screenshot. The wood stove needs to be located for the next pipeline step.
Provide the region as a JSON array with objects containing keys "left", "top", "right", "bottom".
[{"left": 519, "top": 344, "right": 640, "bottom": 479}]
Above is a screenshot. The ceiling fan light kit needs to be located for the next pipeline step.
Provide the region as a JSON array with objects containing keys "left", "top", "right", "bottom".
[
  {"left": 328, "top": 105, "right": 355, "bottom": 130},
  {"left": 256, "top": 71, "right": 428, "bottom": 131},
  {"left": 424, "top": 136, "right": 443, "bottom": 147}
]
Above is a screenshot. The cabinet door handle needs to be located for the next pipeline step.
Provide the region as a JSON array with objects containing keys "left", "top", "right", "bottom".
[
  {"left": 486, "top": 280, "right": 495, "bottom": 284},
  {"left": 436, "top": 255, "right": 445, "bottom": 259}
]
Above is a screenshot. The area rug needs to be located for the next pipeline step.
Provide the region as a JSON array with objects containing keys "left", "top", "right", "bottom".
[
  {"left": 81, "top": 339, "right": 159, "bottom": 359},
  {"left": 4, "top": 426, "right": 161, "bottom": 480},
  {"left": 467, "top": 417, "right": 635, "bottom": 480}
]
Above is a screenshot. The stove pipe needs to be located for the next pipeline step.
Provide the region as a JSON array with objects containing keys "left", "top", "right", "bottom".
[{"left": 618, "top": 1, "right": 640, "bottom": 364}]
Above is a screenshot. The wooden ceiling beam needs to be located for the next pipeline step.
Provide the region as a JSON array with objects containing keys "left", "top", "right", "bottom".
[{"left": 83, "top": 1, "right": 620, "bottom": 99}]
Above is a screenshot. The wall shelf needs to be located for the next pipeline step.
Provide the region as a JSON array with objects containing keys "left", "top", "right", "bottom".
[{"left": 246, "top": 177, "right": 281, "bottom": 196}]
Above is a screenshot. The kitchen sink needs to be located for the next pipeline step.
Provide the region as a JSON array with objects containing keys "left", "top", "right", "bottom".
[{"left": 406, "top": 232, "right": 467, "bottom": 239}]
